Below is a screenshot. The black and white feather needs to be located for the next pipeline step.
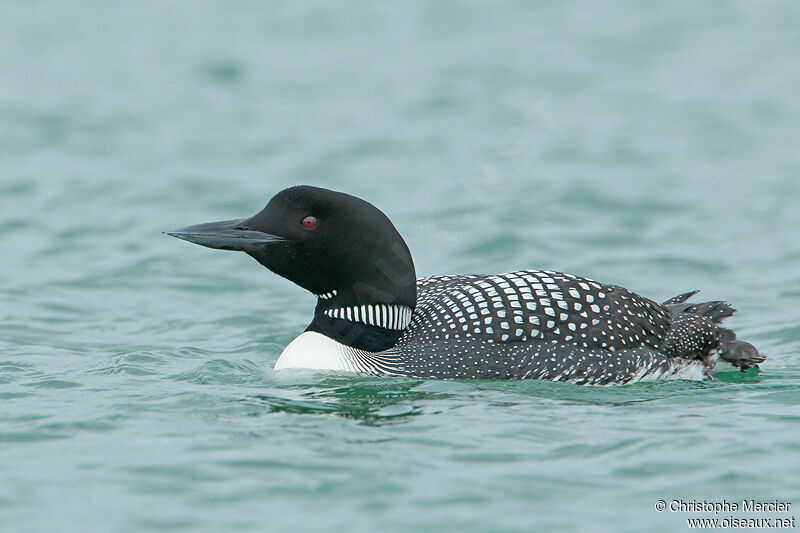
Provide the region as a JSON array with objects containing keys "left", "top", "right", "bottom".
[
  {"left": 322, "top": 304, "right": 413, "bottom": 331},
  {"left": 348, "top": 270, "right": 763, "bottom": 384}
]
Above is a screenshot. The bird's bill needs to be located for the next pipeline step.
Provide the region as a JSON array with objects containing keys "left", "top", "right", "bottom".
[{"left": 165, "top": 218, "right": 285, "bottom": 252}]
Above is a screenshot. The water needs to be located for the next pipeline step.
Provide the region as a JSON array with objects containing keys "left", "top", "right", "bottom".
[{"left": 2, "top": 1, "right": 800, "bottom": 531}]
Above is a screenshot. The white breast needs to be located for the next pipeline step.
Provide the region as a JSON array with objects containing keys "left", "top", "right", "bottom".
[{"left": 273, "top": 331, "right": 358, "bottom": 372}]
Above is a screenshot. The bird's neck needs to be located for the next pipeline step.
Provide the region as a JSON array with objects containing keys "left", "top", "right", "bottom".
[{"left": 306, "top": 289, "right": 414, "bottom": 352}]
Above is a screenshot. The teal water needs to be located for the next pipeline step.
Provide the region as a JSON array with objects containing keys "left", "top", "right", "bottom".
[{"left": 2, "top": 1, "right": 800, "bottom": 531}]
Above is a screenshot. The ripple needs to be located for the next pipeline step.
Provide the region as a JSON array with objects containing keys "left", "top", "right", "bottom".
[
  {"left": 170, "top": 358, "right": 266, "bottom": 385},
  {"left": 22, "top": 379, "right": 81, "bottom": 389}
]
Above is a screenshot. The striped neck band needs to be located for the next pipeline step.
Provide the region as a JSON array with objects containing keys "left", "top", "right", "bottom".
[
  {"left": 323, "top": 304, "right": 413, "bottom": 331},
  {"left": 317, "top": 290, "right": 337, "bottom": 300}
]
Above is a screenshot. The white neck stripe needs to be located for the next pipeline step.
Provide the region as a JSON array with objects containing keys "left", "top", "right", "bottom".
[
  {"left": 323, "top": 304, "right": 412, "bottom": 331},
  {"left": 317, "top": 290, "right": 338, "bottom": 300}
]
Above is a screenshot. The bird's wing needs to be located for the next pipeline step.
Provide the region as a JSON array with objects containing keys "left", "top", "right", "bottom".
[{"left": 405, "top": 270, "right": 671, "bottom": 352}]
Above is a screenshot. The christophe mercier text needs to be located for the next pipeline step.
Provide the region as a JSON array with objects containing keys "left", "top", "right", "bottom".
[{"left": 670, "top": 500, "right": 791, "bottom": 514}]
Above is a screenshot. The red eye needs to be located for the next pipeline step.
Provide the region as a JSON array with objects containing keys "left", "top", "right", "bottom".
[{"left": 301, "top": 216, "right": 317, "bottom": 229}]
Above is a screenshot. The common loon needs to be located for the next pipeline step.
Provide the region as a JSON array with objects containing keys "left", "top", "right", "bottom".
[{"left": 167, "top": 185, "right": 764, "bottom": 385}]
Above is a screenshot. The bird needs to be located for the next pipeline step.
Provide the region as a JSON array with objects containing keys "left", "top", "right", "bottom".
[{"left": 166, "top": 185, "right": 764, "bottom": 385}]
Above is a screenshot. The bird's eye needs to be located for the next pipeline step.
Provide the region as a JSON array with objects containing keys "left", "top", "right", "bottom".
[{"left": 301, "top": 216, "right": 317, "bottom": 229}]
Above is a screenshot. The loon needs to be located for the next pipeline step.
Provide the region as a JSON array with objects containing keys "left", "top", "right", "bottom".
[{"left": 167, "top": 185, "right": 764, "bottom": 385}]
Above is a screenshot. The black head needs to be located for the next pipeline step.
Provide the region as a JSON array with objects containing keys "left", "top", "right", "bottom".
[{"left": 167, "top": 186, "right": 417, "bottom": 351}]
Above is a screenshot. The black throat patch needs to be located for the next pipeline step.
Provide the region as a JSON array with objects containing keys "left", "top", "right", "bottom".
[{"left": 306, "top": 310, "right": 405, "bottom": 352}]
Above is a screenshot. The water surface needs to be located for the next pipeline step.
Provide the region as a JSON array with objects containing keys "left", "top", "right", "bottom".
[{"left": 2, "top": 1, "right": 799, "bottom": 531}]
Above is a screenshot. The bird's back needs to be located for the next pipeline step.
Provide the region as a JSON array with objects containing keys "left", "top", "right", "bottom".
[{"left": 385, "top": 270, "right": 762, "bottom": 383}]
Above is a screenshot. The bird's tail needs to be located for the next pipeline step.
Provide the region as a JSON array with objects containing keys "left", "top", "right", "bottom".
[{"left": 662, "top": 291, "right": 765, "bottom": 371}]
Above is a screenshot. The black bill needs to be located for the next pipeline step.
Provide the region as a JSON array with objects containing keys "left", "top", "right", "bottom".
[{"left": 165, "top": 218, "right": 285, "bottom": 252}]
